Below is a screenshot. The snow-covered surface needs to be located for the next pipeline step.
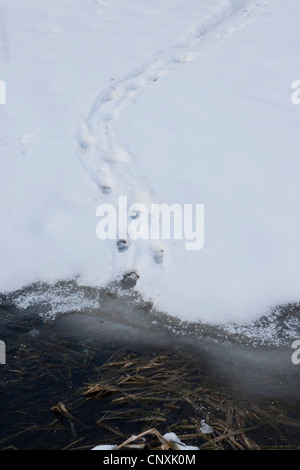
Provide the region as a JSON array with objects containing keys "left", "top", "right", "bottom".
[
  {"left": 92, "top": 444, "right": 117, "bottom": 451},
  {"left": 10, "top": 282, "right": 100, "bottom": 319},
  {"left": 1, "top": 0, "right": 300, "bottom": 327}
]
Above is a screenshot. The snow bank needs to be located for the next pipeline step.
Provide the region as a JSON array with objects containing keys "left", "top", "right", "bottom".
[{"left": 1, "top": 0, "right": 300, "bottom": 326}]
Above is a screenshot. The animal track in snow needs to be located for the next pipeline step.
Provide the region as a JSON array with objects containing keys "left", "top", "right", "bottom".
[
  {"left": 78, "top": 0, "right": 276, "bottom": 269},
  {"left": 117, "top": 239, "right": 131, "bottom": 253},
  {"left": 151, "top": 247, "right": 164, "bottom": 265}
]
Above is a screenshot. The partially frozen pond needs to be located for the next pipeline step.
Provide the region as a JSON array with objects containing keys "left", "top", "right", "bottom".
[
  {"left": 1, "top": 281, "right": 300, "bottom": 449},
  {"left": 1, "top": 280, "right": 300, "bottom": 400}
]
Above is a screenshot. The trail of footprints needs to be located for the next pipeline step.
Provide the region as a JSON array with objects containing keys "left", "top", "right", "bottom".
[{"left": 78, "top": 0, "right": 276, "bottom": 268}]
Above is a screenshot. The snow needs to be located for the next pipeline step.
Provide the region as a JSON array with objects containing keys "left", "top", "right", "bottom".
[
  {"left": 91, "top": 433, "right": 198, "bottom": 451},
  {"left": 11, "top": 282, "right": 100, "bottom": 319},
  {"left": 92, "top": 444, "right": 117, "bottom": 451},
  {"left": 163, "top": 433, "right": 199, "bottom": 450},
  {"left": 1, "top": 0, "right": 300, "bottom": 327}
]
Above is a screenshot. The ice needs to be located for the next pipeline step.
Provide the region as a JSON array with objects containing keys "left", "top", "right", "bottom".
[
  {"left": 1, "top": 0, "right": 300, "bottom": 329},
  {"left": 200, "top": 420, "right": 214, "bottom": 435},
  {"left": 163, "top": 433, "right": 199, "bottom": 450},
  {"left": 92, "top": 445, "right": 117, "bottom": 451}
]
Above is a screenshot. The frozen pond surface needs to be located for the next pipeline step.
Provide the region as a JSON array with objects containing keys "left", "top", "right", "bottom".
[
  {"left": 1, "top": 280, "right": 300, "bottom": 400},
  {"left": 1, "top": 281, "right": 300, "bottom": 450}
]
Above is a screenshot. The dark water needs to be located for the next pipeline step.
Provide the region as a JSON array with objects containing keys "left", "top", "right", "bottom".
[{"left": 1, "top": 281, "right": 300, "bottom": 450}]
